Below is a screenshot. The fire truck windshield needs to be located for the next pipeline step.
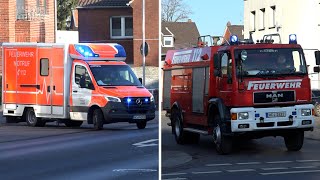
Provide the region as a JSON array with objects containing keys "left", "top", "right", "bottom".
[
  {"left": 235, "top": 48, "right": 307, "bottom": 77},
  {"left": 90, "top": 65, "right": 142, "bottom": 86}
]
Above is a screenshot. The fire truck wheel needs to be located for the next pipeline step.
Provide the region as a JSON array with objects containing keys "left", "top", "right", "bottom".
[
  {"left": 284, "top": 131, "right": 304, "bottom": 151},
  {"left": 64, "top": 120, "right": 83, "bottom": 127},
  {"left": 137, "top": 121, "right": 147, "bottom": 129},
  {"left": 315, "top": 104, "right": 320, "bottom": 117},
  {"left": 93, "top": 109, "right": 104, "bottom": 130},
  {"left": 5, "top": 116, "right": 18, "bottom": 123},
  {"left": 26, "top": 108, "right": 46, "bottom": 127},
  {"left": 212, "top": 114, "right": 232, "bottom": 155}
]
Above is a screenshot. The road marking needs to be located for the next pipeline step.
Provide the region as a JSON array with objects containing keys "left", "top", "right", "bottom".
[
  {"left": 262, "top": 167, "right": 288, "bottom": 171},
  {"left": 132, "top": 139, "right": 158, "bottom": 147},
  {"left": 162, "top": 178, "right": 187, "bottom": 180},
  {"left": 266, "top": 161, "right": 293, "bottom": 164},
  {"left": 113, "top": 169, "right": 157, "bottom": 172},
  {"left": 206, "top": 163, "right": 232, "bottom": 167},
  {"left": 162, "top": 173, "right": 187, "bottom": 176},
  {"left": 261, "top": 169, "right": 320, "bottom": 175},
  {"left": 227, "top": 169, "right": 256, "bottom": 172},
  {"left": 236, "top": 162, "right": 261, "bottom": 165},
  {"left": 296, "top": 160, "right": 320, "bottom": 163},
  {"left": 192, "top": 171, "right": 222, "bottom": 174},
  {"left": 292, "top": 166, "right": 317, "bottom": 169}
]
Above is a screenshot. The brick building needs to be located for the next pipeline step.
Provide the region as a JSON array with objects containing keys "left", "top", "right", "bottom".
[
  {"left": 0, "top": 0, "right": 55, "bottom": 74},
  {"left": 77, "top": 0, "right": 159, "bottom": 66}
]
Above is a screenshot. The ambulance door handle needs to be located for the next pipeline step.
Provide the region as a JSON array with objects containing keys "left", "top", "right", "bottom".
[
  {"left": 53, "top": 86, "right": 56, "bottom": 91},
  {"left": 6, "top": 84, "right": 8, "bottom": 88},
  {"left": 73, "top": 90, "right": 78, "bottom": 93},
  {"left": 47, "top": 86, "right": 50, "bottom": 92}
]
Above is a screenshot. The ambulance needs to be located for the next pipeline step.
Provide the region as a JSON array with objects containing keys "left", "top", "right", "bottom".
[{"left": 2, "top": 43, "right": 156, "bottom": 130}]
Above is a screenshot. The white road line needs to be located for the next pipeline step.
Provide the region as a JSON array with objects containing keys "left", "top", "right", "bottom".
[
  {"left": 262, "top": 167, "right": 288, "bottom": 171},
  {"left": 132, "top": 139, "right": 158, "bottom": 147},
  {"left": 192, "top": 171, "right": 222, "bottom": 174},
  {"left": 266, "top": 161, "right": 293, "bottom": 164},
  {"left": 162, "top": 178, "right": 187, "bottom": 180},
  {"left": 296, "top": 160, "right": 320, "bottom": 163},
  {"left": 162, "top": 173, "right": 187, "bottom": 176},
  {"left": 113, "top": 169, "right": 157, "bottom": 172},
  {"left": 236, "top": 162, "right": 261, "bottom": 165},
  {"left": 206, "top": 163, "right": 232, "bottom": 167},
  {"left": 292, "top": 166, "right": 317, "bottom": 169},
  {"left": 227, "top": 169, "right": 256, "bottom": 172},
  {"left": 261, "top": 169, "right": 320, "bottom": 175}
]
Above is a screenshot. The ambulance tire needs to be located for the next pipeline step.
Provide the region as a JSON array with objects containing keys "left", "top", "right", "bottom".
[
  {"left": 93, "top": 109, "right": 104, "bottom": 130},
  {"left": 212, "top": 114, "right": 233, "bottom": 155},
  {"left": 136, "top": 121, "right": 147, "bottom": 129},
  {"left": 64, "top": 120, "right": 83, "bottom": 127},
  {"left": 26, "top": 108, "right": 46, "bottom": 127},
  {"left": 284, "top": 131, "right": 304, "bottom": 151},
  {"left": 6, "top": 116, "right": 18, "bottom": 123}
]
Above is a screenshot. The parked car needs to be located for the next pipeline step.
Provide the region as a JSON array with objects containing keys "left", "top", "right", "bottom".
[{"left": 312, "top": 89, "right": 320, "bottom": 116}]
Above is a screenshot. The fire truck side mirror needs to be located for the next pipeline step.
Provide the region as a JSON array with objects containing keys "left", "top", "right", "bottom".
[
  {"left": 314, "top": 66, "right": 320, "bottom": 73},
  {"left": 315, "top": 51, "right": 320, "bottom": 65}
]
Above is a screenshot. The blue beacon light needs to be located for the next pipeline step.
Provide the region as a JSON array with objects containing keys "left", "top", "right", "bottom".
[
  {"left": 75, "top": 44, "right": 100, "bottom": 57},
  {"left": 127, "top": 98, "right": 132, "bottom": 103},
  {"left": 289, "top": 34, "right": 297, "bottom": 44},
  {"left": 230, "top": 35, "right": 239, "bottom": 45}
]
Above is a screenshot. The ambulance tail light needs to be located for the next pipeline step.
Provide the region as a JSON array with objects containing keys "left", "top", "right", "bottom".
[
  {"left": 114, "top": 44, "right": 127, "bottom": 58},
  {"left": 75, "top": 44, "right": 100, "bottom": 57}
]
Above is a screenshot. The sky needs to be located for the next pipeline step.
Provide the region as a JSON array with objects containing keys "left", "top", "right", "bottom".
[{"left": 184, "top": 0, "right": 244, "bottom": 36}]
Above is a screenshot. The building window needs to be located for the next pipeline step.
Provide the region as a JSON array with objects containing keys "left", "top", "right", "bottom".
[
  {"left": 318, "top": 3, "right": 320, "bottom": 26},
  {"left": 259, "top": 8, "right": 265, "bottom": 30},
  {"left": 16, "top": 0, "right": 25, "bottom": 19},
  {"left": 36, "top": 0, "right": 47, "bottom": 15},
  {"left": 162, "top": 36, "right": 174, "bottom": 47},
  {"left": 110, "top": 17, "right": 133, "bottom": 39},
  {"left": 250, "top": 11, "right": 256, "bottom": 31},
  {"left": 270, "top": 6, "right": 276, "bottom": 28}
]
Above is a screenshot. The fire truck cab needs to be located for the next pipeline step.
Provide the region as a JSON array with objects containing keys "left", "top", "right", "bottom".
[
  {"left": 2, "top": 43, "right": 156, "bottom": 130},
  {"left": 163, "top": 34, "right": 320, "bottom": 154}
]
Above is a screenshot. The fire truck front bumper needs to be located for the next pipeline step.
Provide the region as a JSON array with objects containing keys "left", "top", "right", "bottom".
[
  {"left": 230, "top": 104, "right": 314, "bottom": 133},
  {"left": 101, "top": 101, "right": 156, "bottom": 123}
]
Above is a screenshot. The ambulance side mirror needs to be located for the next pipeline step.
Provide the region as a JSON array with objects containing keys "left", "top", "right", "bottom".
[
  {"left": 315, "top": 51, "right": 320, "bottom": 65},
  {"left": 139, "top": 78, "right": 143, "bottom": 84}
]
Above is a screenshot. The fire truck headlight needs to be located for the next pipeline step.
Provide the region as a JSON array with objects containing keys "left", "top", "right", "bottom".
[
  {"left": 150, "top": 95, "right": 154, "bottom": 102},
  {"left": 105, "top": 96, "right": 121, "bottom": 102},
  {"left": 238, "top": 112, "right": 249, "bottom": 120},
  {"left": 301, "top": 109, "right": 311, "bottom": 116}
]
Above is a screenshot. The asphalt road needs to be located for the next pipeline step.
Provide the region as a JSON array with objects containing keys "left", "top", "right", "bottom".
[
  {"left": 0, "top": 112, "right": 159, "bottom": 180},
  {"left": 161, "top": 112, "right": 320, "bottom": 180}
]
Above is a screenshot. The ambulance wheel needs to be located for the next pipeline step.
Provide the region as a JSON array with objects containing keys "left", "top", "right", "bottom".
[
  {"left": 26, "top": 108, "right": 46, "bottom": 127},
  {"left": 212, "top": 114, "right": 232, "bottom": 155},
  {"left": 6, "top": 116, "right": 18, "bottom": 123},
  {"left": 136, "top": 121, "right": 147, "bottom": 129},
  {"left": 284, "top": 131, "right": 304, "bottom": 151},
  {"left": 64, "top": 120, "right": 83, "bottom": 127},
  {"left": 93, "top": 109, "right": 104, "bottom": 130}
]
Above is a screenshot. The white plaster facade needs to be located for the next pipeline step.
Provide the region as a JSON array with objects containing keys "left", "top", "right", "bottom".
[{"left": 244, "top": 0, "right": 320, "bottom": 89}]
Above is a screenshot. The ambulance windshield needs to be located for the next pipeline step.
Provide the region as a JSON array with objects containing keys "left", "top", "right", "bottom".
[
  {"left": 235, "top": 48, "right": 307, "bottom": 77},
  {"left": 90, "top": 65, "right": 142, "bottom": 86}
]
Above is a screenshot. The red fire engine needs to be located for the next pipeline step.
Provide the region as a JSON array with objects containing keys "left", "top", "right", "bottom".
[{"left": 163, "top": 34, "right": 320, "bottom": 154}]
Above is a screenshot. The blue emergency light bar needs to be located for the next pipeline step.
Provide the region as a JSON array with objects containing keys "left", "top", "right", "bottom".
[
  {"left": 115, "top": 44, "right": 127, "bottom": 58},
  {"left": 289, "top": 34, "right": 297, "bottom": 44},
  {"left": 230, "top": 35, "right": 239, "bottom": 45},
  {"left": 75, "top": 44, "right": 100, "bottom": 57}
]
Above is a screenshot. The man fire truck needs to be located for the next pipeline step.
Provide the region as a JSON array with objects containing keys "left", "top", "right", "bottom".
[
  {"left": 2, "top": 43, "right": 155, "bottom": 130},
  {"left": 163, "top": 34, "right": 320, "bottom": 154}
]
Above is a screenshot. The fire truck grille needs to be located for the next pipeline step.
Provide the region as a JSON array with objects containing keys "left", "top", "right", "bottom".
[
  {"left": 253, "top": 91, "right": 295, "bottom": 104},
  {"left": 122, "top": 97, "right": 151, "bottom": 113}
]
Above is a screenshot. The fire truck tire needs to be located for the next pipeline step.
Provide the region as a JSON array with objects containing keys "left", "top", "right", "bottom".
[
  {"left": 5, "top": 116, "right": 18, "bottom": 123},
  {"left": 137, "top": 121, "right": 147, "bottom": 129},
  {"left": 284, "top": 131, "right": 304, "bottom": 151},
  {"left": 25, "top": 108, "right": 46, "bottom": 127},
  {"left": 212, "top": 114, "right": 232, "bottom": 155},
  {"left": 64, "top": 120, "right": 83, "bottom": 127},
  {"left": 172, "top": 109, "right": 187, "bottom": 144},
  {"left": 93, "top": 109, "right": 104, "bottom": 130}
]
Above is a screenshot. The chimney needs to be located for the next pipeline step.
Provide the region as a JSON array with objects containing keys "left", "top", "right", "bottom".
[
  {"left": 187, "top": 19, "right": 192, "bottom": 22},
  {"left": 227, "top": 21, "right": 231, "bottom": 26}
]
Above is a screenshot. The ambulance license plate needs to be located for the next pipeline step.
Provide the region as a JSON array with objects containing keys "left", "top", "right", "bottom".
[
  {"left": 266, "top": 112, "right": 286, "bottom": 118},
  {"left": 133, "top": 115, "right": 146, "bottom": 120}
]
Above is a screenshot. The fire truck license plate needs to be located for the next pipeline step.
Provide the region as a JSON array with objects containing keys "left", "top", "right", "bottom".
[
  {"left": 266, "top": 112, "right": 286, "bottom": 118},
  {"left": 133, "top": 115, "right": 146, "bottom": 119}
]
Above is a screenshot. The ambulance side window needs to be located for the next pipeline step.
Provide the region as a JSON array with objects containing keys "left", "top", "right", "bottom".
[
  {"left": 75, "top": 65, "right": 94, "bottom": 89},
  {"left": 40, "top": 58, "right": 49, "bottom": 76}
]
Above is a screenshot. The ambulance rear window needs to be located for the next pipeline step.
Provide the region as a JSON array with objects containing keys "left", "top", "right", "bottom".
[{"left": 40, "top": 58, "right": 49, "bottom": 76}]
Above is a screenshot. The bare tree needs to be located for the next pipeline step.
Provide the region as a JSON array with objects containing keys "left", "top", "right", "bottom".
[{"left": 161, "top": 0, "right": 192, "bottom": 22}]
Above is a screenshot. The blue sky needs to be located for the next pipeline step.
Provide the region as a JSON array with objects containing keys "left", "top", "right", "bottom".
[{"left": 185, "top": 0, "right": 244, "bottom": 36}]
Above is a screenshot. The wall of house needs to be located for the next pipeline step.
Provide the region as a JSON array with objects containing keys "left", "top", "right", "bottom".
[
  {"left": 132, "top": 0, "right": 159, "bottom": 67},
  {"left": 78, "top": 8, "right": 134, "bottom": 64},
  {"left": 244, "top": 0, "right": 320, "bottom": 89}
]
